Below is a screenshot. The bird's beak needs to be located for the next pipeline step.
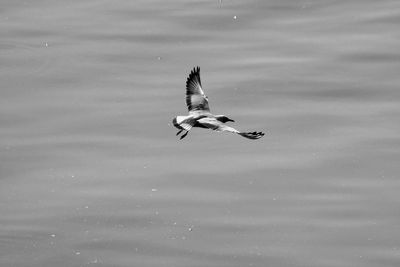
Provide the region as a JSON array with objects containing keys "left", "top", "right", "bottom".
[{"left": 228, "top": 119, "right": 235, "bottom": 122}]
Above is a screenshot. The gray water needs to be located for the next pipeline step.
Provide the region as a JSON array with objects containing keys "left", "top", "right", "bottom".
[{"left": 1, "top": 1, "right": 400, "bottom": 266}]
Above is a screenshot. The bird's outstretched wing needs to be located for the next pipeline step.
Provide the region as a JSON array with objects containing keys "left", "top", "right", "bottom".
[
  {"left": 186, "top": 66, "right": 210, "bottom": 113},
  {"left": 197, "top": 117, "right": 264, "bottom": 140}
]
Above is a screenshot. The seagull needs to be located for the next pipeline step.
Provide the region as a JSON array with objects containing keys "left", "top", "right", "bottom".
[{"left": 173, "top": 66, "right": 265, "bottom": 140}]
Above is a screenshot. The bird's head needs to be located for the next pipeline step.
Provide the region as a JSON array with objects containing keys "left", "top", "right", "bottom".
[{"left": 215, "top": 115, "right": 235, "bottom": 123}]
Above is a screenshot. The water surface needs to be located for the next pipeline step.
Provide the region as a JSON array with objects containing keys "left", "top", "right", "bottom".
[{"left": 1, "top": 1, "right": 400, "bottom": 266}]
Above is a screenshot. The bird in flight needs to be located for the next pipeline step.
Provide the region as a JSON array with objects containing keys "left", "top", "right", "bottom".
[{"left": 173, "top": 66, "right": 265, "bottom": 140}]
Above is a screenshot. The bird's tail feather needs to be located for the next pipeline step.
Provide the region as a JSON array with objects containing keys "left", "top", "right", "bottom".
[{"left": 238, "top": 131, "right": 265, "bottom": 140}]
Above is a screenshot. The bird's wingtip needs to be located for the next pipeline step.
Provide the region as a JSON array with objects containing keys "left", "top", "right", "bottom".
[
  {"left": 187, "top": 66, "right": 202, "bottom": 85},
  {"left": 239, "top": 131, "right": 265, "bottom": 140},
  {"left": 191, "top": 66, "right": 200, "bottom": 74}
]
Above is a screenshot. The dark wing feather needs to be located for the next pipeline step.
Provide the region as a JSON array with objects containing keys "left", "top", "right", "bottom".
[
  {"left": 238, "top": 131, "right": 265, "bottom": 140},
  {"left": 186, "top": 66, "right": 210, "bottom": 113}
]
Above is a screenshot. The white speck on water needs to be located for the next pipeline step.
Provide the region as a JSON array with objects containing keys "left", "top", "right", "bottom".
[
  {"left": 75, "top": 251, "right": 81, "bottom": 255},
  {"left": 89, "top": 258, "right": 102, "bottom": 264},
  {"left": 50, "top": 234, "right": 56, "bottom": 238},
  {"left": 151, "top": 188, "right": 158, "bottom": 192},
  {"left": 233, "top": 15, "right": 237, "bottom": 20}
]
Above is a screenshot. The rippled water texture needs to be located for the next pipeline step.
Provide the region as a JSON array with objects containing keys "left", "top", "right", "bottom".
[{"left": 1, "top": 1, "right": 400, "bottom": 266}]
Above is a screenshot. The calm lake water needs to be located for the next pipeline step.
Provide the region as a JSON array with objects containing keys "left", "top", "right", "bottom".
[{"left": 1, "top": 1, "right": 400, "bottom": 266}]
